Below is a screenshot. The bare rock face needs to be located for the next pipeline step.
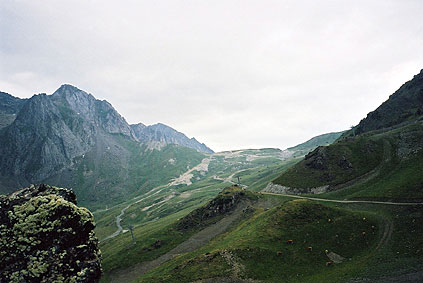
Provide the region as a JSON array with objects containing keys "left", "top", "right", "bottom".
[
  {"left": 0, "top": 184, "right": 101, "bottom": 282},
  {"left": 177, "top": 186, "right": 251, "bottom": 231},
  {"left": 131, "top": 122, "right": 214, "bottom": 153},
  {"left": 305, "top": 146, "right": 329, "bottom": 170}
]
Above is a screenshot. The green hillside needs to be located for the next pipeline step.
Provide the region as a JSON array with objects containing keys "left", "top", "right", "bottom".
[
  {"left": 93, "top": 148, "right": 297, "bottom": 241},
  {"left": 100, "top": 187, "right": 423, "bottom": 282},
  {"left": 273, "top": 120, "right": 423, "bottom": 200},
  {"left": 325, "top": 122, "right": 423, "bottom": 201},
  {"left": 130, "top": 193, "right": 380, "bottom": 282},
  {"left": 93, "top": 137, "right": 334, "bottom": 243},
  {"left": 274, "top": 136, "right": 384, "bottom": 189},
  {"left": 272, "top": 70, "right": 423, "bottom": 201},
  {"left": 45, "top": 138, "right": 205, "bottom": 210},
  {"left": 100, "top": 186, "right": 258, "bottom": 281}
]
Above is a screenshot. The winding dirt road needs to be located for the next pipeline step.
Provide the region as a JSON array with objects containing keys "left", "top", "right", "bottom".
[{"left": 260, "top": 192, "right": 423, "bottom": 206}]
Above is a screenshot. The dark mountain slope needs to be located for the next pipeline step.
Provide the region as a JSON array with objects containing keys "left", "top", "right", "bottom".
[
  {"left": 131, "top": 122, "right": 214, "bottom": 153},
  {"left": 0, "top": 85, "right": 206, "bottom": 208},
  {"left": 0, "top": 85, "right": 134, "bottom": 185},
  {"left": 351, "top": 69, "right": 423, "bottom": 135},
  {"left": 271, "top": 69, "right": 423, "bottom": 199},
  {"left": 0, "top": 91, "right": 27, "bottom": 129}
]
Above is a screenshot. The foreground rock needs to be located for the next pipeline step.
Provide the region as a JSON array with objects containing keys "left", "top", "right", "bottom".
[{"left": 0, "top": 184, "right": 101, "bottom": 282}]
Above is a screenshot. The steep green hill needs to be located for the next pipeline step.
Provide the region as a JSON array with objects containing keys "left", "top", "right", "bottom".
[
  {"left": 274, "top": 136, "right": 384, "bottom": 189},
  {"left": 134, "top": 197, "right": 380, "bottom": 282},
  {"left": 100, "top": 186, "right": 258, "bottom": 281},
  {"left": 325, "top": 122, "right": 423, "bottom": 201},
  {"left": 272, "top": 69, "right": 423, "bottom": 200}
]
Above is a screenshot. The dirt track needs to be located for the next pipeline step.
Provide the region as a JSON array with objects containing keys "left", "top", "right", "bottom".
[{"left": 260, "top": 192, "right": 423, "bottom": 206}]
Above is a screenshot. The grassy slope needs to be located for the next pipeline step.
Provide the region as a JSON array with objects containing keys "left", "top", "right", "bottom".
[
  {"left": 97, "top": 132, "right": 383, "bottom": 281},
  {"left": 320, "top": 122, "right": 423, "bottom": 201},
  {"left": 100, "top": 186, "right": 257, "bottom": 281},
  {"left": 273, "top": 136, "right": 384, "bottom": 188},
  {"left": 69, "top": 137, "right": 205, "bottom": 210},
  {"left": 94, "top": 148, "right": 297, "bottom": 241},
  {"left": 137, "top": 198, "right": 380, "bottom": 282},
  {"left": 100, "top": 206, "right": 199, "bottom": 282},
  {"left": 274, "top": 121, "right": 423, "bottom": 201}
]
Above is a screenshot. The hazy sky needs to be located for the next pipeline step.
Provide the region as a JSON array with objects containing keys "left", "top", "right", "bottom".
[{"left": 1, "top": 0, "right": 423, "bottom": 152}]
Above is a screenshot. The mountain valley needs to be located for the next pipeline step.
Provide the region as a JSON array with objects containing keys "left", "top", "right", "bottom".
[{"left": 2, "top": 69, "right": 423, "bottom": 282}]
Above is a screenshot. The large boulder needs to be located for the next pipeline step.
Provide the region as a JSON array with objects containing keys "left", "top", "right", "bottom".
[{"left": 0, "top": 184, "right": 101, "bottom": 282}]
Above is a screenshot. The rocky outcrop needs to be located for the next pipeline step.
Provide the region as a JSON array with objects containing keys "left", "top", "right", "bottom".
[
  {"left": 0, "top": 184, "right": 101, "bottom": 282},
  {"left": 305, "top": 146, "right": 329, "bottom": 170},
  {"left": 131, "top": 122, "right": 214, "bottom": 153},
  {"left": 263, "top": 182, "right": 329, "bottom": 195},
  {"left": 176, "top": 186, "right": 251, "bottom": 230}
]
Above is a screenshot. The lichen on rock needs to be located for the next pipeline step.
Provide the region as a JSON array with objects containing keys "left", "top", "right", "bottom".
[{"left": 0, "top": 184, "right": 101, "bottom": 282}]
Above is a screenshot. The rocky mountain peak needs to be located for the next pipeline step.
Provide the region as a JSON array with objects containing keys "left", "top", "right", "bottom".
[{"left": 130, "top": 122, "right": 214, "bottom": 153}]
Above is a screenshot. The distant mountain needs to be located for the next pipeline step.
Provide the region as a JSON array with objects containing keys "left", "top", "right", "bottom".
[
  {"left": 0, "top": 85, "right": 134, "bottom": 183},
  {"left": 131, "top": 123, "right": 214, "bottom": 153},
  {"left": 0, "top": 85, "right": 208, "bottom": 208},
  {"left": 286, "top": 131, "right": 345, "bottom": 158},
  {"left": 351, "top": 69, "right": 423, "bottom": 135}
]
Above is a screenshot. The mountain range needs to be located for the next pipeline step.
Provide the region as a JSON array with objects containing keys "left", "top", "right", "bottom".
[{"left": 0, "top": 85, "right": 212, "bottom": 206}]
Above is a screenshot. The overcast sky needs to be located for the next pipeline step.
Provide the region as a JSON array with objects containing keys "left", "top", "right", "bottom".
[{"left": 1, "top": 0, "right": 423, "bottom": 152}]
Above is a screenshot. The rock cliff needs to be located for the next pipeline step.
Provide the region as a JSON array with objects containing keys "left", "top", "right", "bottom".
[{"left": 131, "top": 122, "right": 214, "bottom": 153}]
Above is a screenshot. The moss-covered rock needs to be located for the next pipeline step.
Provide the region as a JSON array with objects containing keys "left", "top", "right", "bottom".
[{"left": 0, "top": 184, "right": 101, "bottom": 282}]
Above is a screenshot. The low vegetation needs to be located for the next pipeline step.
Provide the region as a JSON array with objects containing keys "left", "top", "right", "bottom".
[
  {"left": 137, "top": 199, "right": 380, "bottom": 282},
  {"left": 273, "top": 137, "right": 384, "bottom": 189}
]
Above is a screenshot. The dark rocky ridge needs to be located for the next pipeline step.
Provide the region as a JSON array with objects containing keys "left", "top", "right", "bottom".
[
  {"left": 0, "top": 91, "right": 26, "bottom": 115},
  {"left": 176, "top": 186, "right": 255, "bottom": 231},
  {"left": 352, "top": 69, "right": 423, "bottom": 135},
  {"left": 0, "top": 184, "right": 101, "bottom": 282},
  {"left": 0, "top": 85, "right": 135, "bottom": 185},
  {"left": 0, "top": 91, "right": 27, "bottom": 130}
]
